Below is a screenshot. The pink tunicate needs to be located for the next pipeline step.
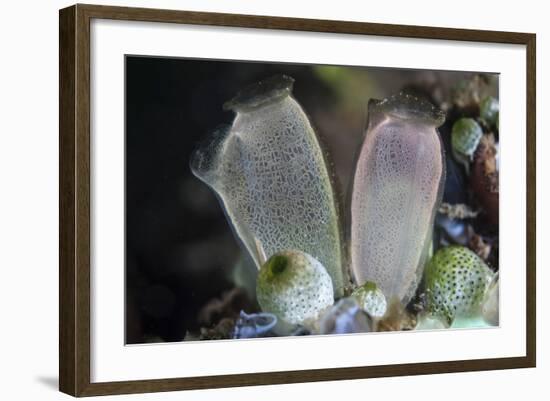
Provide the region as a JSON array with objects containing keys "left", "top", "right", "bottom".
[{"left": 350, "top": 93, "right": 445, "bottom": 303}]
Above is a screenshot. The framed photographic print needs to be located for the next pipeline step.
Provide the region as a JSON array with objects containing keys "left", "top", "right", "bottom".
[{"left": 59, "top": 4, "right": 536, "bottom": 397}]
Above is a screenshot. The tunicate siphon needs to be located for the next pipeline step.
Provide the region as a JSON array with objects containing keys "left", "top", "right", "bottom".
[
  {"left": 350, "top": 93, "right": 445, "bottom": 303},
  {"left": 191, "top": 75, "right": 345, "bottom": 296}
]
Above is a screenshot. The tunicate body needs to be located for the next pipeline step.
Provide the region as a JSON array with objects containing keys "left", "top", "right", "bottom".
[
  {"left": 350, "top": 93, "right": 446, "bottom": 303},
  {"left": 191, "top": 75, "right": 345, "bottom": 296}
]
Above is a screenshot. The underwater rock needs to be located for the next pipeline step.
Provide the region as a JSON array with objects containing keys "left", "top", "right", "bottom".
[
  {"left": 424, "top": 245, "right": 495, "bottom": 325},
  {"left": 468, "top": 229, "right": 491, "bottom": 261},
  {"left": 351, "top": 281, "right": 387, "bottom": 318},
  {"left": 452, "top": 74, "right": 492, "bottom": 111},
  {"left": 470, "top": 134, "right": 499, "bottom": 225},
  {"left": 200, "top": 318, "right": 235, "bottom": 340},
  {"left": 190, "top": 75, "right": 345, "bottom": 296},
  {"left": 233, "top": 311, "right": 278, "bottom": 339},
  {"left": 256, "top": 250, "right": 334, "bottom": 325},
  {"left": 318, "top": 298, "right": 371, "bottom": 334},
  {"left": 197, "top": 287, "right": 255, "bottom": 328},
  {"left": 350, "top": 93, "right": 445, "bottom": 304},
  {"left": 376, "top": 298, "right": 417, "bottom": 331},
  {"left": 495, "top": 143, "right": 500, "bottom": 171}
]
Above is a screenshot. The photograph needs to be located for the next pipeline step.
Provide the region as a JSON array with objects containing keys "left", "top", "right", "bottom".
[
  {"left": 0, "top": 0, "right": 542, "bottom": 397},
  {"left": 125, "top": 57, "right": 500, "bottom": 344}
]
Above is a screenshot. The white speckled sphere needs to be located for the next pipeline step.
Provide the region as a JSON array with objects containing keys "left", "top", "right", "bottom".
[
  {"left": 351, "top": 281, "right": 387, "bottom": 318},
  {"left": 257, "top": 250, "right": 334, "bottom": 325}
]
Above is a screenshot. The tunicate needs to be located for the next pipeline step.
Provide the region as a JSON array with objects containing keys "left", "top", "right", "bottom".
[
  {"left": 191, "top": 75, "right": 345, "bottom": 296},
  {"left": 350, "top": 93, "right": 445, "bottom": 303}
]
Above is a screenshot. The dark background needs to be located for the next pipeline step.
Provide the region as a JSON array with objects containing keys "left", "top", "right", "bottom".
[{"left": 125, "top": 56, "right": 479, "bottom": 344}]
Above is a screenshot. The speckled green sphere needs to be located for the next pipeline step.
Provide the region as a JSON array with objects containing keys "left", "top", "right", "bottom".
[
  {"left": 451, "top": 118, "right": 483, "bottom": 159},
  {"left": 351, "top": 281, "right": 387, "bottom": 318},
  {"left": 479, "top": 96, "right": 499, "bottom": 127},
  {"left": 256, "top": 250, "right": 334, "bottom": 325},
  {"left": 424, "top": 246, "right": 495, "bottom": 325}
]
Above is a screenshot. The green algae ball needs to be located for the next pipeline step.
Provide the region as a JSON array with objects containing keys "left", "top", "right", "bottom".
[
  {"left": 256, "top": 250, "right": 334, "bottom": 325},
  {"left": 351, "top": 281, "right": 387, "bottom": 318},
  {"left": 479, "top": 96, "right": 499, "bottom": 127},
  {"left": 451, "top": 118, "right": 483, "bottom": 159},
  {"left": 424, "top": 246, "right": 495, "bottom": 325}
]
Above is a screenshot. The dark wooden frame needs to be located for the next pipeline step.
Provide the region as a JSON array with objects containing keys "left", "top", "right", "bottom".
[{"left": 59, "top": 3, "right": 536, "bottom": 397}]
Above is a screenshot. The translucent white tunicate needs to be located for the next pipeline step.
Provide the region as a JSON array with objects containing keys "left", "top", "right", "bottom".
[
  {"left": 191, "top": 75, "right": 345, "bottom": 296},
  {"left": 350, "top": 93, "right": 445, "bottom": 303}
]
